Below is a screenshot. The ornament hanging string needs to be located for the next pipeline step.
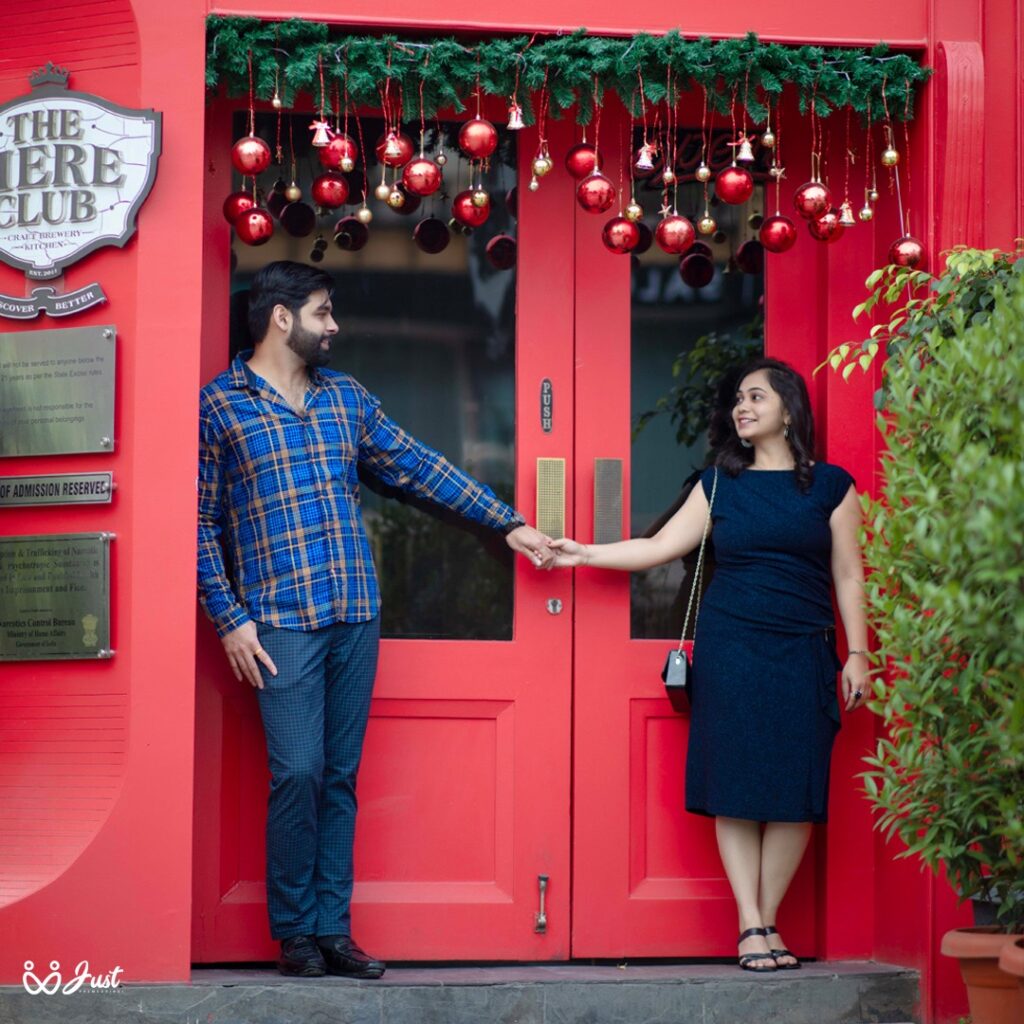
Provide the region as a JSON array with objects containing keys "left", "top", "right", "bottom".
[
  {"left": 247, "top": 50, "right": 256, "bottom": 137},
  {"left": 772, "top": 100, "right": 783, "bottom": 214},
  {"left": 901, "top": 79, "right": 912, "bottom": 234},
  {"left": 353, "top": 104, "right": 369, "bottom": 204}
]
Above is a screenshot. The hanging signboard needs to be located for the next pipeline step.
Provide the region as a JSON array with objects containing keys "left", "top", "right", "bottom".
[{"left": 0, "top": 64, "right": 161, "bottom": 318}]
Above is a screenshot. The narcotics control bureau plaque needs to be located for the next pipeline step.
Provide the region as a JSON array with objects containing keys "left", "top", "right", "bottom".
[
  {"left": 0, "top": 533, "right": 113, "bottom": 661},
  {"left": 0, "top": 324, "right": 115, "bottom": 456}
]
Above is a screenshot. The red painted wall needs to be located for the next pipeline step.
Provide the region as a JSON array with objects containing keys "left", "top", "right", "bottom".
[{"left": 0, "top": 2, "right": 1018, "bottom": 1019}]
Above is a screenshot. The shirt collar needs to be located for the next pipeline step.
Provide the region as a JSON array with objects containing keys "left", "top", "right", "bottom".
[{"left": 229, "top": 349, "right": 327, "bottom": 396}]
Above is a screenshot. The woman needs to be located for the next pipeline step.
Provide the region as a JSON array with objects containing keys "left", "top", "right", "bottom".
[{"left": 547, "top": 357, "right": 869, "bottom": 972}]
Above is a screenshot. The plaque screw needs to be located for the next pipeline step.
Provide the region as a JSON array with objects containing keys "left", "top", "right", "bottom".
[
  {"left": 546, "top": 598, "right": 563, "bottom": 615},
  {"left": 102, "top": 329, "right": 113, "bottom": 339},
  {"left": 100, "top": 437, "right": 112, "bottom": 447}
]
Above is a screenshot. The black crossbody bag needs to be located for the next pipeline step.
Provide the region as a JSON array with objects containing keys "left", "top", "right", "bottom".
[{"left": 661, "top": 467, "right": 717, "bottom": 712}]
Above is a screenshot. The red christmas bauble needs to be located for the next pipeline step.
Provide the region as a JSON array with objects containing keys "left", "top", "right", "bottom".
[
  {"left": 486, "top": 235, "right": 517, "bottom": 270},
  {"left": 375, "top": 132, "right": 415, "bottom": 168},
  {"left": 633, "top": 221, "right": 654, "bottom": 255},
  {"left": 319, "top": 133, "right": 358, "bottom": 170},
  {"left": 234, "top": 207, "right": 274, "bottom": 246},
  {"left": 735, "top": 239, "right": 765, "bottom": 275},
  {"left": 793, "top": 181, "right": 831, "bottom": 220},
  {"left": 808, "top": 208, "right": 844, "bottom": 243},
  {"left": 413, "top": 217, "right": 451, "bottom": 254},
  {"left": 452, "top": 189, "right": 490, "bottom": 228},
  {"left": 280, "top": 202, "right": 317, "bottom": 238},
  {"left": 655, "top": 215, "right": 695, "bottom": 255},
  {"left": 601, "top": 216, "right": 641, "bottom": 254},
  {"left": 311, "top": 172, "right": 350, "bottom": 208},
  {"left": 458, "top": 117, "right": 499, "bottom": 160},
  {"left": 565, "top": 143, "right": 603, "bottom": 180},
  {"left": 231, "top": 135, "right": 272, "bottom": 176},
  {"left": 333, "top": 216, "right": 369, "bottom": 252},
  {"left": 223, "top": 190, "right": 257, "bottom": 224},
  {"left": 759, "top": 215, "right": 798, "bottom": 253},
  {"left": 679, "top": 253, "right": 715, "bottom": 289},
  {"left": 402, "top": 158, "right": 443, "bottom": 196},
  {"left": 576, "top": 173, "right": 616, "bottom": 215},
  {"left": 888, "top": 235, "right": 926, "bottom": 269},
  {"left": 715, "top": 166, "right": 755, "bottom": 205}
]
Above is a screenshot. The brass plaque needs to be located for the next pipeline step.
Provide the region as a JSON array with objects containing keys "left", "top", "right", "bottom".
[
  {"left": 0, "top": 325, "right": 116, "bottom": 456},
  {"left": 0, "top": 471, "right": 113, "bottom": 507},
  {"left": 0, "top": 533, "right": 113, "bottom": 660}
]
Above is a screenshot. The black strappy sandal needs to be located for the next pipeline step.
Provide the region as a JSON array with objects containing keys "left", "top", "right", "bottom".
[
  {"left": 764, "top": 925, "right": 801, "bottom": 969},
  {"left": 737, "top": 927, "right": 777, "bottom": 972}
]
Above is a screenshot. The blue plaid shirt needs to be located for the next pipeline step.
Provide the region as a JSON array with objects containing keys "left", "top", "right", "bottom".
[{"left": 198, "top": 353, "right": 522, "bottom": 636}]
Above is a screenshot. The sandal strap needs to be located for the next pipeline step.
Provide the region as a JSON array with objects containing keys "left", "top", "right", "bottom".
[
  {"left": 737, "top": 926, "right": 767, "bottom": 943},
  {"left": 738, "top": 952, "right": 776, "bottom": 968},
  {"left": 769, "top": 947, "right": 795, "bottom": 959},
  {"left": 763, "top": 925, "right": 779, "bottom": 936}
]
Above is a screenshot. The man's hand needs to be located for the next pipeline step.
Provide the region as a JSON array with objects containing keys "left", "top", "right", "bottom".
[
  {"left": 221, "top": 620, "right": 278, "bottom": 690},
  {"left": 505, "top": 524, "right": 554, "bottom": 568}
]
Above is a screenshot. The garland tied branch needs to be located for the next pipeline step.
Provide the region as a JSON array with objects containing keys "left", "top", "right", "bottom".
[{"left": 207, "top": 17, "right": 931, "bottom": 125}]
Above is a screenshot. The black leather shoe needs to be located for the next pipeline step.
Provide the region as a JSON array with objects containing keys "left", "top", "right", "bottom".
[
  {"left": 278, "top": 935, "right": 327, "bottom": 977},
  {"left": 316, "top": 935, "right": 386, "bottom": 979}
]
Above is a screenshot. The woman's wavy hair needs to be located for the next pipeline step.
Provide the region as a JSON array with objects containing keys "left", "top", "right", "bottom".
[{"left": 713, "top": 357, "right": 817, "bottom": 492}]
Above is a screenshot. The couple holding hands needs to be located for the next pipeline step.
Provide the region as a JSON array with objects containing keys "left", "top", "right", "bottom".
[{"left": 198, "top": 260, "right": 868, "bottom": 978}]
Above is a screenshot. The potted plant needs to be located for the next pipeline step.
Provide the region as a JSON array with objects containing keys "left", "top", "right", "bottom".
[{"left": 829, "top": 247, "right": 1024, "bottom": 1024}]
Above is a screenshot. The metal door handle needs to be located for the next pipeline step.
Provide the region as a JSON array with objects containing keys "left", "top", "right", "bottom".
[{"left": 536, "top": 459, "right": 565, "bottom": 539}]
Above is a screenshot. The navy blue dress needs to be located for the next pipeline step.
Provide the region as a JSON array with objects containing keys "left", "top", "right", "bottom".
[{"left": 685, "top": 462, "right": 855, "bottom": 824}]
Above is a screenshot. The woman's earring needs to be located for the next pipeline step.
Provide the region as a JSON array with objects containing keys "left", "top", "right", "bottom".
[
  {"left": 784, "top": 424, "right": 790, "bottom": 440},
  {"left": 740, "top": 438, "right": 753, "bottom": 448}
]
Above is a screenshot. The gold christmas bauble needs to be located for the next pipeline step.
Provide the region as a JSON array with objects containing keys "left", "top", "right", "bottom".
[
  {"left": 386, "top": 188, "right": 405, "bottom": 209},
  {"left": 695, "top": 163, "right": 712, "bottom": 183},
  {"left": 436, "top": 151, "right": 448, "bottom": 167},
  {"left": 374, "top": 182, "right": 392, "bottom": 201},
  {"left": 284, "top": 183, "right": 302, "bottom": 202},
  {"left": 662, "top": 168, "right": 676, "bottom": 186},
  {"left": 625, "top": 201, "right": 643, "bottom": 222},
  {"left": 356, "top": 205, "right": 373, "bottom": 224},
  {"left": 881, "top": 147, "right": 900, "bottom": 167},
  {"left": 858, "top": 204, "right": 874, "bottom": 222},
  {"left": 868, "top": 188, "right": 880, "bottom": 202},
  {"left": 340, "top": 157, "right": 355, "bottom": 173},
  {"left": 271, "top": 93, "right": 283, "bottom": 111},
  {"left": 471, "top": 188, "right": 489, "bottom": 208},
  {"left": 532, "top": 155, "right": 553, "bottom": 177},
  {"left": 528, "top": 177, "right": 540, "bottom": 192},
  {"left": 747, "top": 212, "right": 764, "bottom": 229},
  {"left": 697, "top": 215, "right": 717, "bottom": 235},
  {"left": 760, "top": 130, "right": 776, "bottom": 149}
]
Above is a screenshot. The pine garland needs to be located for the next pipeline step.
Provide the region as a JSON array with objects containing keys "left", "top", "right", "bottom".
[{"left": 206, "top": 17, "right": 930, "bottom": 125}]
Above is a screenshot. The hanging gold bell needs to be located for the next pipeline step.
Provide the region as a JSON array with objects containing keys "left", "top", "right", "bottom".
[
  {"left": 635, "top": 143, "right": 656, "bottom": 171},
  {"left": 384, "top": 131, "right": 404, "bottom": 160},
  {"left": 839, "top": 201, "right": 857, "bottom": 227},
  {"left": 507, "top": 102, "right": 524, "bottom": 131},
  {"left": 309, "top": 120, "right": 333, "bottom": 147},
  {"left": 736, "top": 138, "right": 756, "bottom": 163}
]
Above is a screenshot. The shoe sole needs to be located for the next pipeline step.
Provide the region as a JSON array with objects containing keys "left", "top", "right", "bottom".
[
  {"left": 326, "top": 965, "right": 385, "bottom": 979},
  {"left": 278, "top": 964, "right": 327, "bottom": 978}
]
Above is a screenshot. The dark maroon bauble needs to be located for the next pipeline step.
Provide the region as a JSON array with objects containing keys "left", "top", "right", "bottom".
[
  {"left": 565, "top": 143, "right": 603, "bottom": 180},
  {"left": 402, "top": 157, "right": 442, "bottom": 196},
  {"left": 759, "top": 214, "right": 798, "bottom": 253},
  {"left": 735, "top": 239, "right": 765, "bottom": 274},
  {"left": 231, "top": 135, "right": 272, "bottom": 176},
  {"left": 266, "top": 186, "right": 289, "bottom": 220},
  {"left": 601, "top": 216, "right": 641, "bottom": 254},
  {"left": 888, "top": 235, "right": 926, "bottom": 269},
  {"left": 458, "top": 117, "right": 499, "bottom": 160},
  {"left": 808, "top": 207, "right": 844, "bottom": 243},
  {"left": 486, "top": 234, "right": 517, "bottom": 270},
  {"left": 311, "top": 172, "right": 349, "bottom": 208},
  {"left": 679, "top": 253, "right": 715, "bottom": 289},
  {"left": 655, "top": 215, "right": 695, "bottom": 255},
  {"left": 576, "top": 173, "right": 616, "bottom": 215},
  {"left": 793, "top": 181, "right": 832, "bottom": 220},
  {"left": 392, "top": 185, "right": 422, "bottom": 216},
  {"left": 633, "top": 221, "right": 654, "bottom": 255},
  {"left": 234, "top": 207, "right": 274, "bottom": 246},
  {"left": 280, "top": 201, "right": 317, "bottom": 237},
  {"left": 413, "top": 217, "right": 451, "bottom": 254},
  {"left": 333, "top": 216, "right": 369, "bottom": 252},
  {"left": 452, "top": 189, "right": 490, "bottom": 228},
  {"left": 688, "top": 240, "right": 713, "bottom": 258},
  {"left": 375, "top": 132, "right": 415, "bottom": 168},
  {"left": 505, "top": 186, "right": 518, "bottom": 219},
  {"left": 319, "top": 133, "right": 358, "bottom": 170},
  {"left": 715, "top": 166, "right": 755, "bottom": 205},
  {"left": 222, "top": 190, "right": 257, "bottom": 224}
]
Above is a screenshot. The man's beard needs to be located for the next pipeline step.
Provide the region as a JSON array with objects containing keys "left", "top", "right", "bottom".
[{"left": 287, "top": 322, "right": 331, "bottom": 367}]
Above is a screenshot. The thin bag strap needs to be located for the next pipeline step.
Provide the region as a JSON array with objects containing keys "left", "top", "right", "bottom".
[{"left": 677, "top": 467, "right": 717, "bottom": 654}]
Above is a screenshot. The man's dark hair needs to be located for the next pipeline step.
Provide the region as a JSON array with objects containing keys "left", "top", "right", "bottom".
[{"left": 246, "top": 261, "right": 335, "bottom": 342}]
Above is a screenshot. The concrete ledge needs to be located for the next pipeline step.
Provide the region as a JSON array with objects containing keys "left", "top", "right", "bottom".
[{"left": 0, "top": 961, "right": 920, "bottom": 1024}]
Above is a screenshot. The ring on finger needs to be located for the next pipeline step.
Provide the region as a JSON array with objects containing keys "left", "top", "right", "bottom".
[{"left": 854, "top": 690, "right": 863, "bottom": 700}]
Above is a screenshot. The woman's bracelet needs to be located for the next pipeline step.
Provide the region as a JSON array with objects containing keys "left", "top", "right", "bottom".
[{"left": 847, "top": 649, "right": 869, "bottom": 656}]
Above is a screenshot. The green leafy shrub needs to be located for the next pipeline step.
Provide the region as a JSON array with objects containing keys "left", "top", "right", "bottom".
[{"left": 860, "top": 265, "right": 1024, "bottom": 932}]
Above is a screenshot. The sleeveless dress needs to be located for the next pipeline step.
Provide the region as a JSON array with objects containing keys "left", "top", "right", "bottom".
[{"left": 685, "top": 462, "right": 855, "bottom": 824}]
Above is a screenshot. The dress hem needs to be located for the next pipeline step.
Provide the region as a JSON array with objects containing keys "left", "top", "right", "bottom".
[{"left": 685, "top": 804, "right": 828, "bottom": 825}]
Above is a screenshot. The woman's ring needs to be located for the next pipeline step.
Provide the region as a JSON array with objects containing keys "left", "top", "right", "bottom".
[{"left": 854, "top": 690, "right": 863, "bottom": 700}]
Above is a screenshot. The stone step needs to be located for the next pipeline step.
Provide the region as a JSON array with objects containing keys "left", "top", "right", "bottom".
[{"left": 0, "top": 961, "right": 920, "bottom": 1024}]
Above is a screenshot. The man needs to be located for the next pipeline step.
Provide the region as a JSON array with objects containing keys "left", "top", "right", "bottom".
[{"left": 197, "top": 261, "right": 550, "bottom": 979}]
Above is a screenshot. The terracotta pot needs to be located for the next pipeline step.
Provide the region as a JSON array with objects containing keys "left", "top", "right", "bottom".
[
  {"left": 998, "top": 938, "right": 1024, "bottom": 1001},
  {"left": 941, "top": 926, "right": 1024, "bottom": 1024}
]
